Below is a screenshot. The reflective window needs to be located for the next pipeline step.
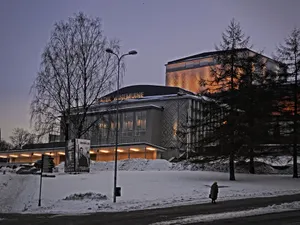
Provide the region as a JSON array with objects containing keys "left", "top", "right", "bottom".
[
  {"left": 136, "top": 111, "right": 146, "bottom": 130},
  {"left": 123, "top": 112, "right": 134, "bottom": 131},
  {"left": 135, "top": 111, "right": 146, "bottom": 136},
  {"left": 99, "top": 115, "right": 110, "bottom": 138}
]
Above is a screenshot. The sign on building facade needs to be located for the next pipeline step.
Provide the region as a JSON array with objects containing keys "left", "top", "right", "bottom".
[{"left": 65, "top": 139, "right": 91, "bottom": 173}]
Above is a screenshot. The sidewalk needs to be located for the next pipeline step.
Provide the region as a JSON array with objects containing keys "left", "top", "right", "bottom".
[{"left": 2, "top": 193, "right": 300, "bottom": 225}]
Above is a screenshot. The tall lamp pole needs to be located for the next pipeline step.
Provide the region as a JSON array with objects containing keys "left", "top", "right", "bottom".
[{"left": 106, "top": 48, "right": 137, "bottom": 203}]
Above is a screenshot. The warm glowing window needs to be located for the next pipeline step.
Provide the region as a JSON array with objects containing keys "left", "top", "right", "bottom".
[
  {"left": 99, "top": 122, "right": 108, "bottom": 129},
  {"left": 123, "top": 112, "right": 134, "bottom": 131},
  {"left": 136, "top": 111, "right": 146, "bottom": 130},
  {"left": 99, "top": 115, "right": 110, "bottom": 138},
  {"left": 111, "top": 121, "right": 115, "bottom": 130}
]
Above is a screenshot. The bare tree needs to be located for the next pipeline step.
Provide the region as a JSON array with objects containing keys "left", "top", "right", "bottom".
[
  {"left": 276, "top": 28, "right": 300, "bottom": 178},
  {"left": 9, "top": 128, "right": 35, "bottom": 149},
  {"left": 30, "top": 12, "right": 120, "bottom": 143}
]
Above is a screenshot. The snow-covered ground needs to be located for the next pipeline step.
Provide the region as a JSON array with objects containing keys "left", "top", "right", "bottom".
[
  {"left": 55, "top": 157, "right": 300, "bottom": 174},
  {"left": 1, "top": 159, "right": 300, "bottom": 214},
  {"left": 151, "top": 201, "right": 300, "bottom": 225},
  {"left": 0, "top": 173, "right": 37, "bottom": 212}
]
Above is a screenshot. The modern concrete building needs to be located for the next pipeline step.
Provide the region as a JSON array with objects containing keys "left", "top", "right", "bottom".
[
  {"left": 0, "top": 85, "right": 217, "bottom": 165},
  {"left": 165, "top": 49, "right": 300, "bottom": 151},
  {"left": 165, "top": 48, "right": 281, "bottom": 94},
  {"left": 3, "top": 48, "right": 282, "bottom": 165}
]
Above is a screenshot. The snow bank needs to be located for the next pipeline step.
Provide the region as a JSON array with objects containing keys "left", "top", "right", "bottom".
[
  {"left": 91, "top": 159, "right": 172, "bottom": 172},
  {"left": 0, "top": 166, "right": 15, "bottom": 173},
  {"left": 0, "top": 174, "right": 38, "bottom": 213},
  {"left": 151, "top": 201, "right": 300, "bottom": 225},
  {"left": 63, "top": 192, "right": 107, "bottom": 201},
  {"left": 254, "top": 156, "right": 300, "bottom": 167},
  {"left": 55, "top": 159, "right": 173, "bottom": 173},
  {"left": 54, "top": 157, "right": 299, "bottom": 175}
]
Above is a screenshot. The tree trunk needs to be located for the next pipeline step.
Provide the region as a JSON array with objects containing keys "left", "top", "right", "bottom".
[
  {"left": 249, "top": 147, "right": 255, "bottom": 174},
  {"left": 293, "top": 141, "right": 298, "bottom": 178},
  {"left": 229, "top": 58, "right": 236, "bottom": 181},
  {"left": 293, "top": 105, "right": 298, "bottom": 178},
  {"left": 229, "top": 151, "right": 235, "bottom": 180},
  {"left": 293, "top": 63, "right": 298, "bottom": 178},
  {"left": 65, "top": 121, "right": 69, "bottom": 143}
]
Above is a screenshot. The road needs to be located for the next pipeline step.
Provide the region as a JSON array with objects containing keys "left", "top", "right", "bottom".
[
  {"left": 202, "top": 210, "right": 300, "bottom": 225},
  {"left": 1, "top": 193, "right": 300, "bottom": 225}
]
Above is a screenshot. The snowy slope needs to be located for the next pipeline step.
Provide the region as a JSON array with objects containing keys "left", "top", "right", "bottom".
[
  {"left": 1, "top": 169, "right": 300, "bottom": 214},
  {"left": 1, "top": 158, "right": 300, "bottom": 214}
]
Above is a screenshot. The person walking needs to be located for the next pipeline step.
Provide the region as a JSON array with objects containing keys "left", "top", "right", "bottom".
[{"left": 209, "top": 181, "right": 219, "bottom": 204}]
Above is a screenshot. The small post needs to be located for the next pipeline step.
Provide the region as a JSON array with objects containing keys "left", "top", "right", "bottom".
[
  {"left": 74, "top": 140, "right": 76, "bottom": 173},
  {"left": 38, "top": 154, "right": 44, "bottom": 207},
  {"left": 144, "top": 147, "right": 147, "bottom": 159}
]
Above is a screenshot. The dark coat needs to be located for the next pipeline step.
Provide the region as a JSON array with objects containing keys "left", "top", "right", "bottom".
[
  {"left": 79, "top": 155, "right": 89, "bottom": 167},
  {"left": 210, "top": 183, "right": 219, "bottom": 200}
]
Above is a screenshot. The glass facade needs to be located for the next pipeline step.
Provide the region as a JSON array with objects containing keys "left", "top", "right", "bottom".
[
  {"left": 98, "top": 115, "right": 110, "bottom": 139},
  {"left": 135, "top": 111, "right": 147, "bottom": 136},
  {"left": 122, "top": 112, "right": 134, "bottom": 137},
  {"left": 98, "top": 111, "right": 147, "bottom": 139}
]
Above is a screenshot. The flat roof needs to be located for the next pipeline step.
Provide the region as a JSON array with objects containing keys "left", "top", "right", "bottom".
[
  {"left": 98, "top": 84, "right": 195, "bottom": 101},
  {"left": 0, "top": 142, "right": 166, "bottom": 154},
  {"left": 166, "top": 48, "right": 282, "bottom": 65},
  {"left": 92, "top": 93, "right": 215, "bottom": 111}
]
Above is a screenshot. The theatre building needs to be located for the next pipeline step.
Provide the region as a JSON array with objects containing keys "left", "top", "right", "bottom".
[
  {"left": 165, "top": 48, "right": 281, "bottom": 94},
  {"left": 0, "top": 85, "right": 216, "bottom": 165}
]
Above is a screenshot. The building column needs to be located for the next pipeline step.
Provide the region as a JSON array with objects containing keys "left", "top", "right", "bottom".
[
  {"left": 186, "top": 99, "right": 192, "bottom": 159},
  {"left": 54, "top": 152, "right": 59, "bottom": 165}
]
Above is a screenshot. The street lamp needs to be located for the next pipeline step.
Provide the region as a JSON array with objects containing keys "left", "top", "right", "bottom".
[{"left": 106, "top": 48, "right": 137, "bottom": 203}]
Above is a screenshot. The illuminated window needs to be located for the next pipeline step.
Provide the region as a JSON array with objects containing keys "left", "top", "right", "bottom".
[
  {"left": 135, "top": 111, "right": 146, "bottom": 136},
  {"left": 109, "top": 114, "right": 120, "bottom": 131},
  {"left": 123, "top": 112, "right": 134, "bottom": 131},
  {"left": 99, "top": 122, "right": 108, "bottom": 129},
  {"left": 173, "top": 121, "right": 178, "bottom": 137},
  {"left": 99, "top": 115, "right": 111, "bottom": 138},
  {"left": 136, "top": 111, "right": 146, "bottom": 130}
]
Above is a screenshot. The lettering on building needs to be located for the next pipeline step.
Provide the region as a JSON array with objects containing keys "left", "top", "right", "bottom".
[{"left": 99, "top": 92, "right": 144, "bottom": 103}]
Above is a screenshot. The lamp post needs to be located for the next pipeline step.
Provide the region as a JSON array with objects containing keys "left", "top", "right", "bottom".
[{"left": 106, "top": 48, "right": 137, "bottom": 203}]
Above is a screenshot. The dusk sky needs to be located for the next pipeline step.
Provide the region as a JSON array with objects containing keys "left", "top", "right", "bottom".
[{"left": 0, "top": 0, "right": 300, "bottom": 141}]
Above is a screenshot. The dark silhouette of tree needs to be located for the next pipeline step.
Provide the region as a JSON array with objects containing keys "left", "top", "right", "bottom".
[
  {"left": 276, "top": 28, "right": 300, "bottom": 178},
  {"left": 209, "top": 19, "right": 252, "bottom": 180},
  {"left": 177, "top": 19, "right": 284, "bottom": 178},
  {"left": 236, "top": 53, "right": 283, "bottom": 174},
  {"left": 9, "top": 128, "right": 35, "bottom": 149},
  {"left": 0, "top": 140, "right": 13, "bottom": 151}
]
